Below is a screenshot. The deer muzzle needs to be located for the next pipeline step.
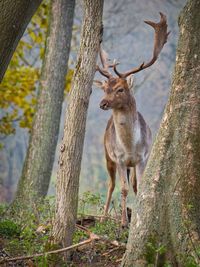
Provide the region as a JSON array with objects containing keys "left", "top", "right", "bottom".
[{"left": 100, "top": 99, "right": 110, "bottom": 110}]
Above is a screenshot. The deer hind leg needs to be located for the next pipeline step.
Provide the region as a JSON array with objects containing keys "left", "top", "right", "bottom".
[
  {"left": 103, "top": 155, "right": 116, "bottom": 217},
  {"left": 130, "top": 167, "right": 137, "bottom": 194},
  {"left": 136, "top": 160, "right": 146, "bottom": 192},
  {"left": 117, "top": 164, "right": 129, "bottom": 227}
]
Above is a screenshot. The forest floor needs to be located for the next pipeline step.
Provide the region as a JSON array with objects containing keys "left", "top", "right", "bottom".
[{"left": 0, "top": 193, "right": 129, "bottom": 266}]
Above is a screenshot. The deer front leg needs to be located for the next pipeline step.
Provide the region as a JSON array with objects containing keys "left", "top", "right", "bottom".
[
  {"left": 117, "top": 164, "right": 129, "bottom": 227},
  {"left": 103, "top": 156, "right": 116, "bottom": 219}
]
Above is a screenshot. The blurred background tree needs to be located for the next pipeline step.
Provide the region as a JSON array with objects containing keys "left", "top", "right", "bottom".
[
  {"left": 0, "top": 0, "right": 43, "bottom": 81},
  {"left": 0, "top": 1, "right": 50, "bottom": 201},
  {"left": 0, "top": 0, "right": 75, "bottom": 202},
  {"left": 12, "top": 0, "right": 75, "bottom": 209},
  {"left": 0, "top": 1, "right": 49, "bottom": 137}
]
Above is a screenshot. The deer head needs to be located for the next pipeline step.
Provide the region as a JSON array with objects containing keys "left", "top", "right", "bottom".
[
  {"left": 95, "top": 77, "right": 134, "bottom": 110},
  {"left": 95, "top": 12, "right": 170, "bottom": 110}
]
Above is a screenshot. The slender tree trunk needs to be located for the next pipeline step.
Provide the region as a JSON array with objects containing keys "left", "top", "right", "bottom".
[
  {"left": 0, "top": 0, "right": 42, "bottom": 82},
  {"left": 13, "top": 0, "right": 75, "bottom": 206},
  {"left": 122, "top": 1, "right": 200, "bottom": 266},
  {"left": 52, "top": 0, "right": 104, "bottom": 248}
]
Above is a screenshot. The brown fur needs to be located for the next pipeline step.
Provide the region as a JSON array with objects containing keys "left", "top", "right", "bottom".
[{"left": 100, "top": 77, "right": 152, "bottom": 227}]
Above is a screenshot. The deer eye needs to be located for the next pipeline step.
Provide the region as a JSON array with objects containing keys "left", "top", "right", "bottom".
[{"left": 117, "top": 88, "right": 124, "bottom": 93}]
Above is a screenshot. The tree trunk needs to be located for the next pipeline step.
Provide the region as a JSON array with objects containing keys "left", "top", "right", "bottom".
[
  {"left": 0, "top": 0, "right": 42, "bottom": 82},
  {"left": 13, "top": 0, "right": 75, "bottom": 205},
  {"left": 52, "top": 0, "right": 104, "bottom": 248},
  {"left": 122, "top": 1, "right": 200, "bottom": 266}
]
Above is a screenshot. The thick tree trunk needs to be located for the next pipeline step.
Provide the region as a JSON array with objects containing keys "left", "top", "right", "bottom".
[
  {"left": 52, "top": 0, "right": 104, "bottom": 248},
  {"left": 122, "top": 1, "right": 200, "bottom": 266},
  {"left": 0, "top": 0, "right": 42, "bottom": 82},
  {"left": 13, "top": 0, "right": 75, "bottom": 205}
]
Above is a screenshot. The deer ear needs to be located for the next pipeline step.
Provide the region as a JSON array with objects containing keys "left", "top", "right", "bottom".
[
  {"left": 127, "top": 75, "right": 134, "bottom": 94},
  {"left": 93, "top": 80, "right": 104, "bottom": 89},
  {"left": 127, "top": 75, "right": 134, "bottom": 91}
]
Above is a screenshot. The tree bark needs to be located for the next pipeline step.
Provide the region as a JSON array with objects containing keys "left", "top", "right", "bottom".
[
  {"left": 52, "top": 0, "right": 104, "bottom": 248},
  {"left": 0, "top": 0, "right": 42, "bottom": 82},
  {"left": 13, "top": 0, "right": 75, "bottom": 205},
  {"left": 122, "top": 1, "right": 200, "bottom": 266}
]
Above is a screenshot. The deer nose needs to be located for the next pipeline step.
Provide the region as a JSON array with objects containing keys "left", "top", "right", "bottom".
[{"left": 100, "top": 99, "right": 109, "bottom": 110}]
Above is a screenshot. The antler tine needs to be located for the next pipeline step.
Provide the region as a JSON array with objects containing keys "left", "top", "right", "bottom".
[
  {"left": 99, "top": 47, "right": 109, "bottom": 69},
  {"left": 96, "top": 65, "right": 110, "bottom": 78},
  {"left": 113, "top": 12, "right": 170, "bottom": 78},
  {"left": 96, "top": 45, "right": 113, "bottom": 79}
]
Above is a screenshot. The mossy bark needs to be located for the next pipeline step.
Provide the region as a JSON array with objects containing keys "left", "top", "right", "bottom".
[
  {"left": 52, "top": 0, "right": 104, "bottom": 247},
  {"left": 13, "top": 0, "right": 75, "bottom": 206},
  {"left": 0, "top": 0, "right": 42, "bottom": 82},
  {"left": 122, "top": 0, "right": 200, "bottom": 266}
]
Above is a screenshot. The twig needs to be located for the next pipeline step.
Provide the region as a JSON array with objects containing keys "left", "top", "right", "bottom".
[
  {"left": 18, "top": 54, "right": 31, "bottom": 66},
  {"left": 101, "top": 237, "right": 125, "bottom": 248},
  {"left": 116, "top": 258, "right": 123, "bottom": 263},
  {"left": 76, "top": 223, "right": 91, "bottom": 235},
  {"left": 102, "top": 246, "right": 122, "bottom": 256}
]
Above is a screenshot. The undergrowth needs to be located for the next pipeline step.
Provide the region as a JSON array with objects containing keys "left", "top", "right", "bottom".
[
  {"left": 0, "top": 192, "right": 128, "bottom": 266},
  {"left": 1, "top": 192, "right": 199, "bottom": 266}
]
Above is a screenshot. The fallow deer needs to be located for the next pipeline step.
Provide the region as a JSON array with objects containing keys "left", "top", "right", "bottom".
[{"left": 95, "top": 13, "right": 169, "bottom": 227}]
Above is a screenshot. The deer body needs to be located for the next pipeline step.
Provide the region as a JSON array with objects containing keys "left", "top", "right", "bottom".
[
  {"left": 95, "top": 12, "right": 169, "bottom": 227},
  {"left": 106, "top": 111, "right": 151, "bottom": 168},
  {"left": 99, "top": 78, "right": 152, "bottom": 226}
]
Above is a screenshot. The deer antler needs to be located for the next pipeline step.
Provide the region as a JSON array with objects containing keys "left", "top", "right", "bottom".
[
  {"left": 113, "top": 12, "right": 170, "bottom": 78},
  {"left": 96, "top": 45, "right": 117, "bottom": 79}
]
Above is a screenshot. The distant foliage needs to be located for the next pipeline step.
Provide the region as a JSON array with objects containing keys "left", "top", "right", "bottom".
[
  {"left": 0, "top": 67, "right": 39, "bottom": 135},
  {"left": 0, "top": 1, "right": 49, "bottom": 136},
  {"left": 79, "top": 191, "right": 104, "bottom": 215},
  {"left": 0, "top": 1, "right": 74, "bottom": 138}
]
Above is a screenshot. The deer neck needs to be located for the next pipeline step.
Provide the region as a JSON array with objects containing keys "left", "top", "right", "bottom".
[{"left": 112, "top": 99, "right": 137, "bottom": 151}]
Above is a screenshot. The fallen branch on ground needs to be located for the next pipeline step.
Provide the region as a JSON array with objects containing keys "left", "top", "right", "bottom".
[
  {"left": 0, "top": 223, "right": 125, "bottom": 264},
  {"left": 0, "top": 234, "right": 98, "bottom": 264}
]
